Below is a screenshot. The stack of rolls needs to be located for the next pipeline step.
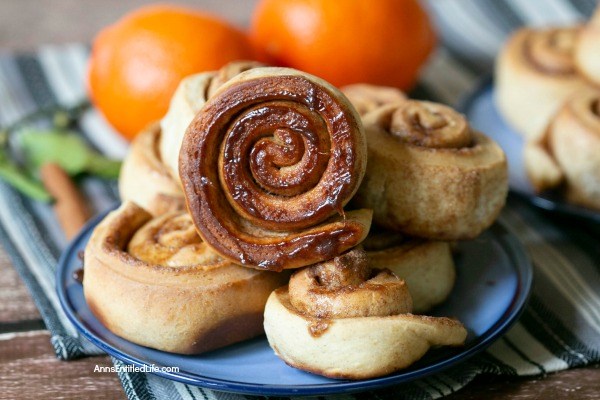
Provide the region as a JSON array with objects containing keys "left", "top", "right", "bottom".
[
  {"left": 84, "top": 60, "right": 509, "bottom": 380},
  {"left": 346, "top": 86, "right": 508, "bottom": 315},
  {"left": 495, "top": 6, "right": 600, "bottom": 211}
]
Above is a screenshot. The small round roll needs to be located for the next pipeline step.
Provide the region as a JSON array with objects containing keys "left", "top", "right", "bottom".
[
  {"left": 548, "top": 90, "right": 600, "bottom": 210},
  {"left": 341, "top": 83, "right": 407, "bottom": 117},
  {"left": 576, "top": 8, "right": 600, "bottom": 85},
  {"left": 263, "top": 248, "right": 467, "bottom": 380},
  {"left": 495, "top": 26, "right": 587, "bottom": 142},
  {"left": 83, "top": 202, "right": 288, "bottom": 354},
  {"left": 363, "top": 228, "right": 455, "bottom": 313},
  {"left": 119, "top": 123, "right": 185, "bottom": 215},
  {"left": 353, "top": 101, "right": 508, "bottom": 240}
]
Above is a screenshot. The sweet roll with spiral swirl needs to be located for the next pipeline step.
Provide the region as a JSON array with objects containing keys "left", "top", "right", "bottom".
[
  {"left": 263, "top": 247, "right": 467, "bottom": 379},
  {"left": 179, "top": 67, "right": 372, "bottom": 271}
]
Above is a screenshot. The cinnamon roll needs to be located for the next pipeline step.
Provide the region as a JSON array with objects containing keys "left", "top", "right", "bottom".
[
  {"left": 341, "top": 83, "right": 407, "bottom": 116},
  {"left": 495, "top": 26, "right": 588, "bottom": 142},
  {"left": 83, "top": 202, "right": 288, "bottom": 354},
  {"left": 548, "top": 90, "right": 600, "bottom": 210},
  {"left": 523, "top": 139, "right": 564, "bottom": 193},
  {"left": 353, "top": 101, "right": 508, "bottom": 240},
  {"left": 179, "top": 67, "right": 372, "bottom": 271},
  {"left": 119, "top": 123, "right": 185, "bottom": 215},
  {"left": 363, "top": 228, "right": 455, "bottom": 313},
  {"left": 576, "top": 8, "right": 600, "bottom": 86},
  {"left": 160, "top": 61, "right": 266, "bottom": 181},
  {"left": 263, "top": 248, "right": 467, "bottom": 379}
]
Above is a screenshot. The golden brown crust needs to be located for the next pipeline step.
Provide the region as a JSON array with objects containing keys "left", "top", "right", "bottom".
[
  {"left": 341, "top": 83, "right": 407, "bottom": 117},
  {"left": 364, "top": 228, "right": 456, "bottom": 313},
  {"left": 160, "top": 61, "right": 268, "bottom": 182},
  {"left": 118, "top": 123, "right": 185, "bottom": 215},
  {"left": 206, "top": 60, "right": 267, "bottom": 98},
  {"left": 548, "top": 90, "right": 600, "bottom": 210},
  {"left": 575, "top": 8, "right": 600, "bottom": 86},
  {"left": 353, "top": 102, "right": 508, "bottom": 240},
  {"left": 160, "top": 72, "right": 215, "bottom": 182},
  {"left": 263, "top": 250, "right": 466, "bottom": 380},
  {"left": 83, "top": 202, "right": 289, "bottom": 354},
  {"left": 495, "top": 26, "right": 588, "bottom": 142},
  {"left": 180, "top": 67, "right": 371, "bottom": 271},
  {"left": 288, "top": 248, "right": 412, "bottom": 318}
]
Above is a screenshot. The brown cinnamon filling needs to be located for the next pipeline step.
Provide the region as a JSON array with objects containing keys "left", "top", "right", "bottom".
[
  {"left": 288, "top": 248, "right": 412, "bottom": 319},
  {"left": 591, "top": 99, "right": 600, "bottom": 118},
  {"left": 180, "top": 72, "right": 368, "bottom": 270},
  {"left": 386, "top": 101, "right": 473, "bottom": 148},
  {"left": 524, "top": 28, "right": 578, "bottom": 75}
]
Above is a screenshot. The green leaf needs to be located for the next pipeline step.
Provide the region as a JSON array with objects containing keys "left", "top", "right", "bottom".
[
  {"left": 19, "top": 129, "right": 121, "bottom": 179},
  {"left": 0, "top": 150, "right": 51, "bottom": 201}
]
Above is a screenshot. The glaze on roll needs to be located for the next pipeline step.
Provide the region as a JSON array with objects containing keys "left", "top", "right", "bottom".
[
  {"left": 263, "top": 248, "right": 467, "bottom": 379},
  {"left": 160, "top": 61, "right": 265, "bottom": 182},
  {"left": 179, "top": 67, "right": 372, "bottom": 271},
  {"left": 353, "top": 101, "right": 508, "bottom": 240}
]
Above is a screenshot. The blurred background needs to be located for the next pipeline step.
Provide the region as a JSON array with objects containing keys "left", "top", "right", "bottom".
[{"left": 0, "top": 0, "right": 255, "bottom": 51}]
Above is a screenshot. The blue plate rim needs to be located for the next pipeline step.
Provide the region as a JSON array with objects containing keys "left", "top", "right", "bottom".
[
  {"left": 457, "top": 75, "right": 600, "bottom": 224},
  {"left": 56, "top": 207, "right": 533, "bottom": 396}
]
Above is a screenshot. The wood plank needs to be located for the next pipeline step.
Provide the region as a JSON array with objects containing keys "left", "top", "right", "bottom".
[
  {"left": 0, "top": 331, "right": 124, "bottom": 399},
  {"left": 0, "top": 245, "right": 41, "bottom": 323},
  {"left": 0, "top": 0, "right": 255, "bottom": 51},
  {"left": 447, "top": 366, "right": 600, "bottom": 399}
]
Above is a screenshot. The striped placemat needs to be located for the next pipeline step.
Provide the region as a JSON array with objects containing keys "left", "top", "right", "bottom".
[{"left": 0, "top": 1, "right": 599, "bottom": 398}]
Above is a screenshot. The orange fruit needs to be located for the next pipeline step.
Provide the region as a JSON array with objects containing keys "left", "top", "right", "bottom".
[
  {"left": 88, "top": 4, "right": 255, "bottom": 140},
  {"left": 250, "top": 0, "right": 436, "bottom": 90}
]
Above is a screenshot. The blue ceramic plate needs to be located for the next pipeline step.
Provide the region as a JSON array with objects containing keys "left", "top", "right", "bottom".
[
  {"left": 460, "top": 77, "right": 600, "bottom": 224},
  {"left": 57, "top": 208, "right": 532, "bottom": 396}
]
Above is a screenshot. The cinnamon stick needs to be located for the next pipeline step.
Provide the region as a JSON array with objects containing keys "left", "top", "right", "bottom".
[{"left": 40, "top": 163, "right": 90, "bottom": 240}]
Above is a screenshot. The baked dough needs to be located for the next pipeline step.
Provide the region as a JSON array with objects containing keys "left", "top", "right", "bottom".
[
  {"left": 160, "top": 61, "right": 265, "bottom": 181},
  {"left": 179, "top": 67, "right": 371, "bottom": 271},
  {"left": 83, "top": 202, "right": 288, "bottom": 354},
  {"left": 118, "top": 123, "right": 185, "bottom": 215},
  {"left": 353, "top": 101, "right": 508, "bottom": 240},
  {"left": 363, "top": 228, "right": 455, "bottom": 313},
  {"left": 263, "top": 248, "right": 467, "bottom": 379},
  {"left": 495, "top": 26, "right": 587, "bottom": 142},
  {"left": 341, "top": 83, "right": 407, "bottom": 116},
  {"left": 549, "top": 90, "right": 600, "bottom": 210},
  {"left": 575, "top": 7, "right": 600, "bottom": 85}
]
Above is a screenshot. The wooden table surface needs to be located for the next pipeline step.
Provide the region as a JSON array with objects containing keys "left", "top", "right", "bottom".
[{"left": 1, "top": 1, "right": 598, "bottom": 399}]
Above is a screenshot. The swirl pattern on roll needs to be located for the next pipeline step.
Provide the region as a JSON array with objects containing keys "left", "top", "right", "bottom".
[
  {"left": 263, "top": 247, "right": 467, "bottom": 379},
  {"left": 353, "top": 101, "right": 507, "bottom": 240},
  {"left": 495, "top": 26, "right": 587, "bottom": 142},
  {"left": 83, "top": 202, "right": 288, "bottom": 354},
  {"left": 288, "top": 248, "right": 412, "bottom": 319},
  {"left": 160, "top": 61, "right": 266, "bottom": 182},
  {"left": 341, "top": 83, "right": 406, "bottom": 117},
  {"left": 524, "top": 27, "right": 579, "bottom": 74},
  {"left": 180, "top": 67, "right": 371, "bottom": 271}
]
